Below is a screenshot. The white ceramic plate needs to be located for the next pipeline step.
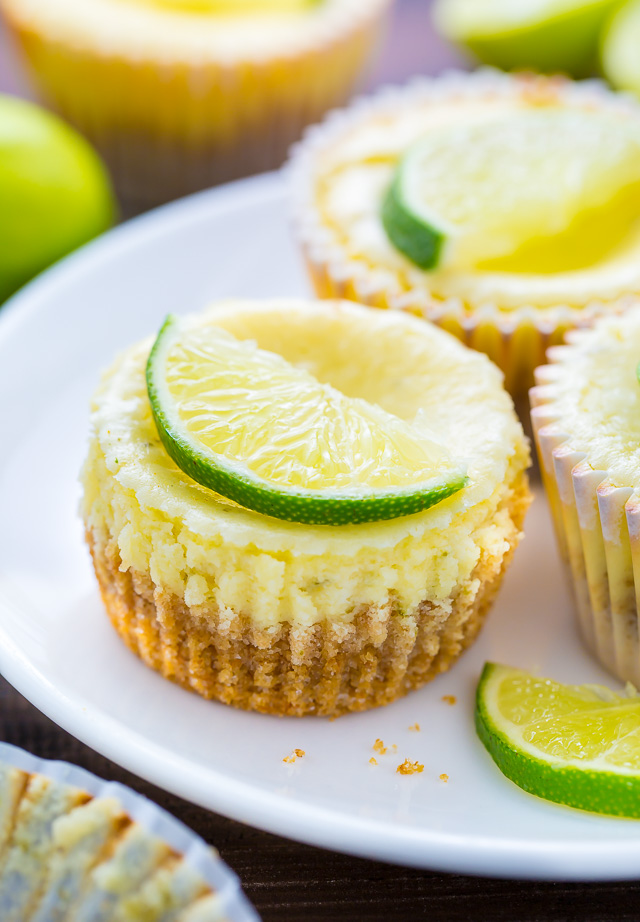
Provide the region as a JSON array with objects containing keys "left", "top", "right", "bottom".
[{"left": 1, "top": 172, "right": 639, "bottom": 882}]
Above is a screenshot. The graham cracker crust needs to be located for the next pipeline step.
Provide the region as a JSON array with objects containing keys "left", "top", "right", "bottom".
[{"left": 87, "top": 477, "right": 530, "bottom": 717}]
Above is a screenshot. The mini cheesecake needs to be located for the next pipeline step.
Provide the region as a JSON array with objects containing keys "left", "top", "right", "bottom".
[
  {"left": 0, "top": 0, "right": 392, "bottom": 209},
  {"left": 290, "top": 70, "right": 640, "bottom": 399},
  {"left": 81, "top": 298, "right": 530, "bottom": 716}
]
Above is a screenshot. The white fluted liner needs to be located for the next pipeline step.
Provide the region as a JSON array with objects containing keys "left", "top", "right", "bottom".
[
  {"left": 0, "top": 742, "right": 260, "bottom": 922},
  {"left": 531, "top": 333, "right": 640, "bottom": 685}
]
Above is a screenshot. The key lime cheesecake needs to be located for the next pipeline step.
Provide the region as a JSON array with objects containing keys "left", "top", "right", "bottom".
[
  {"left": 0, "top": 743, "right": 257, "bottom": 921},
  {"left": 80, "top": 298, "right": 530, "bottom": 717},
  {"left": 531, "top": 304, "right": 640, "bottom": 687},
  {"left": 290, "top": 70, "right": 640, "bottom": 400},
  {"left": 0, "top": 0, "right": 392, "bottom": 210}
]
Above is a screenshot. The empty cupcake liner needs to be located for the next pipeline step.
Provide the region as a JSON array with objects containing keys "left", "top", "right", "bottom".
[{"left": 0, "top": 741, "right": 260, "bottom": 922}]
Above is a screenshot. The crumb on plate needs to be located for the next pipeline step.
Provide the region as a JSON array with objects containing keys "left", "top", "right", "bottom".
[
  {"left": 409, "top": 723, "right": 421, "bottom": 732},
  {"left": 283, "top": 749, "right": 305, "bottom": 764},
  {"left": 396, "top": 759, "right": 424, "bottom": 775},
  {"left": 439, "top": 773, "right": 449, "bottom": 783},
  {"left": 442, "top": 695, "right": 457, "bottom": 706},
  {"left": 373, "top": 738, "right": 387, "bottom": 755}
]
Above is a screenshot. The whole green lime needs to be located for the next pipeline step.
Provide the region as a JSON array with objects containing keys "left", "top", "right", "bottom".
[
  {"left": 433, "top": 0, "right": 623, "bottom": 77},
  {"left": 0, "top": 95, "right": 115, "bottom": 302}
]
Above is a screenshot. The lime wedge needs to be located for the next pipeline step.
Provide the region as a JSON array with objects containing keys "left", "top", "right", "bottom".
[
  {"left": 476, "top": 662, "right": 640, "bottom": 817},
  {"left": 433, "top": 0, "right": 620, "bottom": 76},
  {"left": 146, "top": 314, "right": 467, "bottom": 526},
  {"left": 382, "top": 109, "right": 640, "bottom": 273},
  {"left": 602, "top": 0, "right": 640, "bottom": 100}
]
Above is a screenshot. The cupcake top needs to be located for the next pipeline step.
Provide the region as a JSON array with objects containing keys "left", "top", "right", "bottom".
[
  {"left": 0, "top": 743, "right": 257, "bottom": 922},
  {"left": 1, "top": 0, "right": 388, "bottom": 61},
  {"left": 81, "top": 299, "right": 528, "bottom": 626},
  {"left": 534, "top": 305, "right": 640, "bottom": 489},
  {"left": 86, "top": 298, "right": 525, "bottom": 549},
  {"left": 292, "top": 70, "right": 640, "bottom": 315}
]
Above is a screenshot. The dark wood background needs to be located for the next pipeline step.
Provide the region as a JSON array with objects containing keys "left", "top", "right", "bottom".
[{"left": 2, "top": 1, "right": 640, "bottom": 918}]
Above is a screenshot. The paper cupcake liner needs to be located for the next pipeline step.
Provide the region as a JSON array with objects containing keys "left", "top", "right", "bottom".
[
  {"left": 531, "top": 338, "right": 640, "bottom": 685},
  {"left": 290, "top": 69, "right": 640, "bottom": 399},
  {"left": 2, "top": 0, "right": 391, "bottom": 211},
  {"left": 0, "top": 741, "right": 260, "bottom": 922},
  {"left": 86, "top": 475, "right": 529, "bottom": 717}
]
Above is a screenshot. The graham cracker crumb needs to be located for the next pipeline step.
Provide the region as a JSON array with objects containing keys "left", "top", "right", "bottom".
[
  {"left": 439, "top": 773, "right": 449, "bottom": 783},
  {"left": 409, "top": 723, "right": 421, "bottom": 732},
  {"left": 391, "top": 744, "right": 398, "bottom": 753},
  {"left": 442, "top": 695, "right": 457, "bottom": 706},
  {"left": 373, "top": 739, "right": 387, "bottom": 755},
  {"left": 396, "top": 759, "right": 424, "bottom": 775},
  {"left": 369, "top": 757, "right": 378, "bottom": 766},
  {"left": 283, "top": 749, "right": 305, "bottom": 764}
]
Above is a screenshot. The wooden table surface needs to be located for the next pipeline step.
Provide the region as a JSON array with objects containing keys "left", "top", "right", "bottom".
[{"left": 2, "top": 2, "right": 640, "bottom": 919}]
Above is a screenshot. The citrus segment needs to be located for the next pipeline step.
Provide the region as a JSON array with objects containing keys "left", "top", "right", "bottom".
[
  {"left": 146, "top": 314, "right": 467, "bottom": 525},
  {"left": 382, "top": 109, "right": 640, "bottom": 274},
  {"left": 476, "top": 663, "right": 640, "bottom": 817}
]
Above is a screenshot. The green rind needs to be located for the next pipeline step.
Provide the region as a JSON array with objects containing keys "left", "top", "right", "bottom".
[
  {"left": 381, "top": 177, "right": 445, "bottom": 271},
  {"left": 476, "top": 663, "right": 640, "bottom": 819},
  {"left": 146, "top": 316, "right": 468, "bottom": 527}
]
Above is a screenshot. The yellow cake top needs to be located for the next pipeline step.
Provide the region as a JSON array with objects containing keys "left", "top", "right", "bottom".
[
  {"left": 295, "top": 72, "right": 640, "bottom": 312},
  {"left": 81, "top": 299, "right": 529, "bottom": 626},
  {"left": 1, "top": 0, "right": 382, "bottom": 60},
  {"left": 88, "top": 298, "right": 525, "bottom": 552},
  {"left": 541, "top": 305, "right": 640, "bottom": 489}
]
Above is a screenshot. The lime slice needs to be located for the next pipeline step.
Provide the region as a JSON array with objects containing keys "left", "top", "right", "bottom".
[
  {"left": 382, "top": 109, "right": 640, "bottom": 273},
  {"left": 433, "top": 0, "right": 620, "bottom": 76},
  {"left": 476, "top": 662, "right": 640, "bottom": 817},
  {"left": 0, "top": 94, "right": 115, "bottom": 303},
  {"left": 602, "top": 0, "right": 640, "bottom": 100},
  {"left": 146, "top": 314, "right": 467, "bottom": 526}
]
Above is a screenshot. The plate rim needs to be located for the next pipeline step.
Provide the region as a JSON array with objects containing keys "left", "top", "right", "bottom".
[{"left": 2, "top": 171, "right": 640, "bottom": 882}]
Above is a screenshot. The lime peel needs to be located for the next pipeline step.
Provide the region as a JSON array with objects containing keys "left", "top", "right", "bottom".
[
  {"left": 146, "top": 314, "right": 468, "bottom": 526},
  {"left": 476, "top": 662, "right": 640, "bottom": 818},
  {"left": 381, "top": 177, "right": 445, "bottom": 271}
]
